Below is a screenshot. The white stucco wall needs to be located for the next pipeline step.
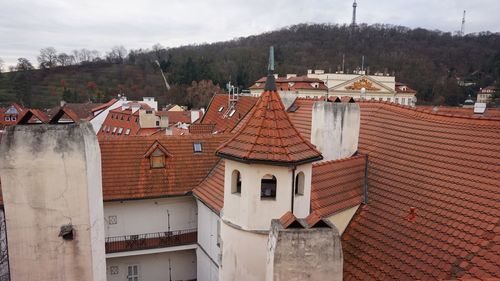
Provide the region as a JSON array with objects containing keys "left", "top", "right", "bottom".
[
  {"left": 104, "top": 196, "right": 197, "bottom": 238},
  {"left": 219, "top": 221, "right": 268, "bottom": 281},
  {"left": 90, "top": 99, "right": 123, "bottom": 134},
  {"left": 327, "top": 205, "right": 360, "bottom": 235},
  {"left": 197, "top": 247, "right": 219, "bottom": 281},
  {"left": 0, "top": 123, "right": 106, "bottom": 281},
  {"left": 311, "top": 102, "right": 360, "bottom": 161},
  {"left": 106, "top": 249, "right": 196, "bottom": 281},
  {"left": 222, "top": 160, "right": 312, "bottom": 231},
  {"left": 197, "top": 201, "right": 220, "bottom": 264}
]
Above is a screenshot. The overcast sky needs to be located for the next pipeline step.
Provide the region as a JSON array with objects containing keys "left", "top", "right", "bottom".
[{"left": 1, "top": 0, "right": 499, "bottom": 67}]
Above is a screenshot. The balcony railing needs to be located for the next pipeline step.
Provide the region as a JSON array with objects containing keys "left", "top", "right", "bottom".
[{"left": 105, "top": 228, "right": 197, "bottom": 254}]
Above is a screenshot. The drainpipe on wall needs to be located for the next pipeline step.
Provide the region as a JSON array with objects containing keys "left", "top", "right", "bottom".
[{"left": 363, "top": 154, "right": 369, "bottom": 204}]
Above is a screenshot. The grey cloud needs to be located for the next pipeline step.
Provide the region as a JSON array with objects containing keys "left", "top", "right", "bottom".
[{"left": 1, "top": 0, "right": 498, "bottom": 67}]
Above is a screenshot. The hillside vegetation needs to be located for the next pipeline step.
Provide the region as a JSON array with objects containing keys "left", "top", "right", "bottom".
[{"left": 1, "top": 23, "right": 499, "bottom": 109}]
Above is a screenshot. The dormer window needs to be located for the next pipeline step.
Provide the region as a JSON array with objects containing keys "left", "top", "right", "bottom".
[
  {"left": 5, "top": 116, "right": 10, "bottom": 121},
  {"left": 150, "top": 149, "right": 165, "bottom": 168},
  {"left": 145, "top": 141, "right": 170, "bottom": 169}
]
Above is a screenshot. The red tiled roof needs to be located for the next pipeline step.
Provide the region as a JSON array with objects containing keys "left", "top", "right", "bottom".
[
  {"left": 98, "top": 108, "right": 140, "bottom": 137},
  {"left": 48, "top": 102, "right": 103, "bottom": 120},
  {"left": 99, "top": 134, "right": 230, "bottom": 201},
  {"left": 342, "top": 101, "right": 500, "bottom": 280},
  {"left": 199, "top": 94, "right": 257, "bottom": 133},
  {"left": 279, "top": 211, "right": 305, "bottom": 229},
  {"left": 189, "top": 123, "right": 215, "bottom": 134},
  {"left": 18, "top": 109, "right": 50, "bottom": 124},
  {"left": 416, "top": 106, "right": 500, "bottom": 119},
  {"left": 157, "top": 111, "right": 193, "bottom": 124},
  {"left": 192, "top": 160, "right": 225, "bottom": 214},
  {"left": 311, "top": 155, "right": 366, "bottom": 217},
  {"left": 395, "top": 82, "right": 417, "bottom": 94},
  {"left": 250, "top": 76, "right": 328, "bottom": 91},
  {"left": 49, "top": 107, "right": 80, "bottom": 123},
  {"left": 91, "top": 98, "right": 117, "bottom": 114},
  {"left": 286, "top": 98, "right": 317, "bottom": 140},
  {"left": 216, "top": 90, "right": 322, "bottom": 165}
]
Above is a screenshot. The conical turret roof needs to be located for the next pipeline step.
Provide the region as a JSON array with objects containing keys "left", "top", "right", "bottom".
[{"left": 216, "top": 75, "right": 323, "bottom": 166}]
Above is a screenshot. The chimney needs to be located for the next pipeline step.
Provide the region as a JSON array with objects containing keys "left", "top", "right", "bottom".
[
  {"left": 310, "top": 100, "right": 360, "bottom": 161},
  {"left": 286, "top": 74, "right": 297, "bottom": 79},
  {"left": 60, "top": 100, "right": 66, "bottom": 107},
  {"left": 307, "top": 69, "right": 312, "bottom": 75}
]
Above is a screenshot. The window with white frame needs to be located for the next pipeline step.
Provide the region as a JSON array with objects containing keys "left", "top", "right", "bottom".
[
  {"left": 118, "top": 128, "right": 123, "bottom": 135},
  {"left": 125, "top": 128, "right": 131, "bottom": 135},
  {"left": 127, "top": 265, "right": 139, "bottom": 281},
  {"left": 4, "top": 116, "right": 10, "bottom": 121}
]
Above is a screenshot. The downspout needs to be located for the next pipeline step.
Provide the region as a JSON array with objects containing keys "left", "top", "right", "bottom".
[
  {"left": 363, "top": 154, "right": 369, "bottom": 204},
  {"left": 291, "top": 166, "right": 296, "bottom": 214}
]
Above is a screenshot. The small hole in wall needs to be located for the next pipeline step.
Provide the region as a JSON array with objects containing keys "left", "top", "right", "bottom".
[{"left": 59, "top": 224, "right": 74, "bottom": 240}]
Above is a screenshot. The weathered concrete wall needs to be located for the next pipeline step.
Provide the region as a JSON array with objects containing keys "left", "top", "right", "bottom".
[
  {"left": 311, "top": 102, "right": 360, "bottom": 161},
  {"left": 266, "top": 220, "right": 343, "bottom": 281},
  {"left": 0, "top": 123, "right": 106, "bottom": 281}
]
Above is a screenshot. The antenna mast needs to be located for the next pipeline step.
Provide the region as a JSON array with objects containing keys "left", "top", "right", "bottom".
[
  {"left": 460, "top": 10, "right": 466, "bottom": 36},
  {"left": 351, "top": 0, "right": 357, "bottom": 27}
]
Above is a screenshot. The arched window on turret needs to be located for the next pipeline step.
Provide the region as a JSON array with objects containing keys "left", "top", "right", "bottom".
[
  {"left": 295, "top": 172, "right": 305, "bottom": 195},
  {"left": 231, "top": 170, "right": 242, "bottom": 194},
  {"left": 261, "top": 175, "right": 277, "bottom": 199}
]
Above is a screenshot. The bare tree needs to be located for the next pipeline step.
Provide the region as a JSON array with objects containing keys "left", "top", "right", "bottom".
[
  {"left": 106, "top": 46, "right": 127, "bottom": 63},
  {"left": 38, "top": 47, "right": 58, "bottom": 68},
  {"left": 57, "top": 53, "right": 73, "bottom": 66},
  {"left": 16, "top": 58, "right": 34, "bottom": 71}
]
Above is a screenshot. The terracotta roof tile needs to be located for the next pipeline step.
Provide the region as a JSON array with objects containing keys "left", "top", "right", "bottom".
[
  {"left": 189, "top": 123, "right": 215, "bottom": 134},
  {"left": 216, "top": 90, "right": 322, "bottom": 165},
  {"left": 199, "top": 94, "right": 257, "bottom": 133},
  {"left": 342, "top": 101, "right": 500, "bottom": 280},
  {"left": 99, "top": 134, "right": 229, "bottom": 201},
  {"left": 311, "top": 155, "right": 366, "bottom": 217},
  {"left": 192, "top": 159, "right": 226, "bottom": 214},
  {"left": 157, "top": 111, "right": 196, "bottom": 124},
  {"left": 250, "top": 76, "right": 328, "bottom": 91},
  {"left": 48, "top": 102, "right": 104, "bottom": 120}
]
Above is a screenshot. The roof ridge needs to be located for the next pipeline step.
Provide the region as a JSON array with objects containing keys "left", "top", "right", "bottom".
[
  {"left": 313, "top": 154, "right": 366, "bottom": 167},
  {"left": 361, "top": 101, "right": 500, "bottom": 125}
]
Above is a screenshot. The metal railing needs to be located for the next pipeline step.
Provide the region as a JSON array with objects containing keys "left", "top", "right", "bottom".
[{"left": 105, "top": 228, "right": 197, "bottom": 253}]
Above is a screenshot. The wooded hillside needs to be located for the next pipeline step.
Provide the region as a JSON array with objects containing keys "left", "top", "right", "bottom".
[{"left": 1, "top": 23, "right": 499, "bottom": 109}]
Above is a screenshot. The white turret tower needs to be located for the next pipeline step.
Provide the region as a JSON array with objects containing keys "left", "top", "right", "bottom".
[{"left": 216, "top": 47, "right": 323, "bottom": 281}]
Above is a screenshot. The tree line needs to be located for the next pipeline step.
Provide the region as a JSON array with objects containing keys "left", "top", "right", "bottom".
[{"left": 1, "top": 23, "right": 499, "bottom": 108}]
